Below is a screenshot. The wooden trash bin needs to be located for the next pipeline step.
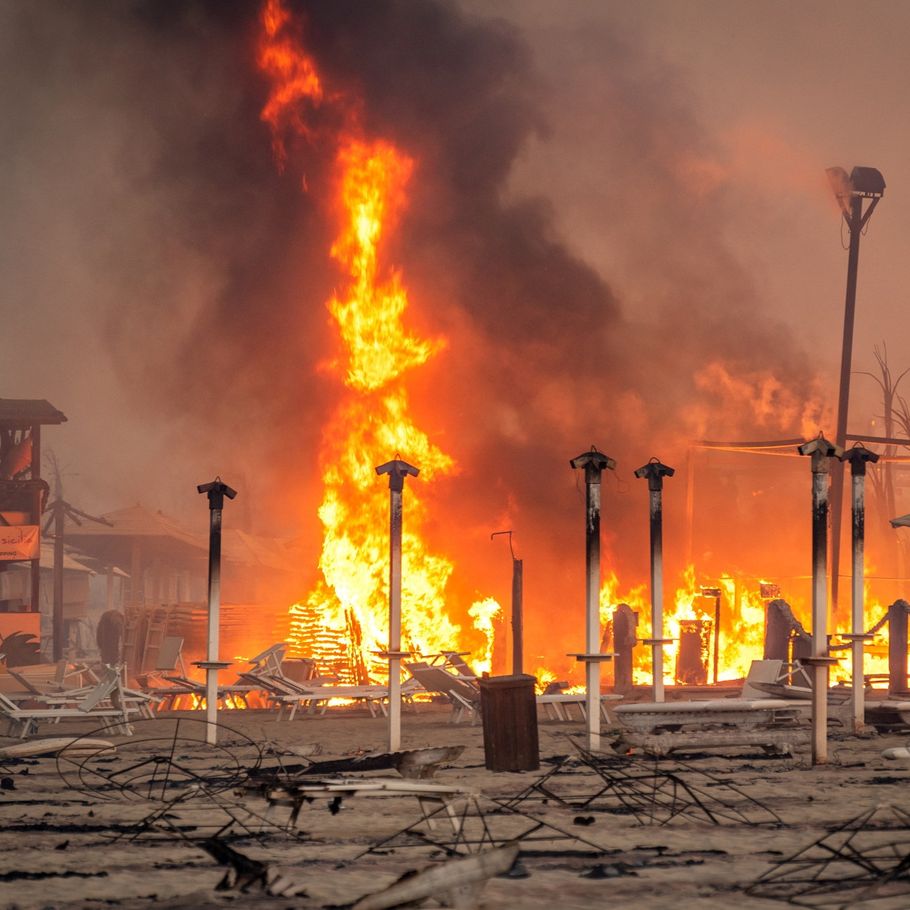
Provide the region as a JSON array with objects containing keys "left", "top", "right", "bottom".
[{"left": 478, "top": 674, "right": 539, "bottom": 772}]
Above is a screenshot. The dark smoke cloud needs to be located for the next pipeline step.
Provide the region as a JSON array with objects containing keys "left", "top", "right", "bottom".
[
  {"left": 0, "top": 0, "right": 346, "bottom": 534},
  {"left": 285, "top": 3, "right": 822, "bottom": 593},
  {"left": 0, "top": 0, "right": 824, "bottom": 664}
]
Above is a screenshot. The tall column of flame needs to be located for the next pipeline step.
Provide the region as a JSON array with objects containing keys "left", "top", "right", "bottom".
[{"left": 257, "top": 0, "right": 498, "bottom": 681}]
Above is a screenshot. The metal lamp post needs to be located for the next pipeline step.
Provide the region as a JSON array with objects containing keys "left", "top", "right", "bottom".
[
  {"left": 826, "top": 165, "right": 885, "bottom": 613},
  {"left": 376, "top": 458, "right": 419, "bottom": 753},
  {"left": 634, "top": 458, "right": 675, "bottom": 703},
  {"left": 797, "top": 435, "right": 842, "bottom": 764},
  {"left": 196, "top": 477, "right": 237, "bottom": 746},
  {"left": 839, "top": 445, "right": 879, "bottom": 732},
  {"left": 569, "top": 447, "right": 616, "bottom": 751}
]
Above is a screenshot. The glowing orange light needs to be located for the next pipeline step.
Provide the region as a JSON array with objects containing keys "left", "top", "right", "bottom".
[{"left": 257, "top": 0, "right": 498, "bottom": 683}]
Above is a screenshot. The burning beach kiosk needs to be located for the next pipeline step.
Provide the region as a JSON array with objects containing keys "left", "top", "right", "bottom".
[{"left": 0, "top": 398, "right": 67, "bottom": 648}]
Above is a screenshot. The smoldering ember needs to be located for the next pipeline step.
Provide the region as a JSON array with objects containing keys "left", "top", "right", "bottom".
[{"left": 3, "top": 2, "right": 910, "bottom": 909}]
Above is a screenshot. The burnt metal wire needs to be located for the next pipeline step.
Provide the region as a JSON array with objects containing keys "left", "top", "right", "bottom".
[
  {"left": 48, "top": 717, "right": 311, "bottom": 845},
  {"left": 746, "top": 804, "right": 910, "bottom": 908},
  {"left": 55, "top": 716, "right": 262, "bottom": 802},
  {"left": 354, "top": 791, "right": 606, "bottom": 859},
  {"left": 107, "top": 780, "right": 298, "bottom": 845},
  {"left": 498, "top": 746, "right": 781, "bottom": 827}
]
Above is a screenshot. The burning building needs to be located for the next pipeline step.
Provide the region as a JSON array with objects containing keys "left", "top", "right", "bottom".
[{"left": 0, "top": 398, "right": 67, "bottom": 653}]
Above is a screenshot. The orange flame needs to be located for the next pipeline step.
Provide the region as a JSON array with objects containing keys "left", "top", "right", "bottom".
[
  {"left": 328, "top": 139, "right": 444, "bottom": 390},
  {"left": 467, "top": 597, "right": 501, "bottom": 675},
  {"left": 257, "top": 0, "right": 324, "bottom": 166},
  {"left": 256, "top": 0, "right": 889, "bottom": 694},
  {"left": 598, "top": 564, "right": 891, "bottom": 690},
  {"left": 258, "top": 0, "right": 498, "bottom": 682}
]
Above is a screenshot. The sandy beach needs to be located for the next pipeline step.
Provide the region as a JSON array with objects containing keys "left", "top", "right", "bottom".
[{"left": 0, "top": 704, "right": 909, "bottom": 909}]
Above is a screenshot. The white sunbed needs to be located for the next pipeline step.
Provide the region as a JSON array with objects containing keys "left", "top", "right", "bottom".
[
  {"left": 241, "top": 669, "right": 395, "bottom": 720},
  {"left": 608, "top": 659, "right": 823, "bottom": 756},
  {"left": 537, "top": 692, "right": 623, "bottom": 722},
  {"left": 278, "top": 684, "right": 393, "bottom": 721},
  {"left": 9, "top": 666, "right": 160, "bottom": 720},
  {"left": 139, "top": 638, "right": 256, "bottom": 710},
  {"left": 407, "top": 663, "right": 482, "bottom": 724},
  {"left": 0, "top": 667, "right": 136, "bottom": 738},
  {"left": 247, "top": 643, "right": 289, "bottom": 676},
  {"left": 259, "top": 776, "right": 476, "bottom": 832}
]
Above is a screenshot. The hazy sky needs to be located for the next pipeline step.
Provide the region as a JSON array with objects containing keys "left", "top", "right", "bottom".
[
  {"left": 2, "top": 0, "right": 908, "bottom": 523},
  {"left": 467, "top": 0, "right": 910, "bottom": 420}
]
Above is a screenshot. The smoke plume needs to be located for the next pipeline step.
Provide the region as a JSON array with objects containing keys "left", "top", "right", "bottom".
[{"left": 0, "top": 0, "right": 827, "bottom": 667}]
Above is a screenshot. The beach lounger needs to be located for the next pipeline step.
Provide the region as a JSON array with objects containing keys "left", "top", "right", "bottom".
[
  {"left": 247, "top": 643, "right": 288, "bottom": 676},
  {"left": 537, "top": 692, "right": 623, "bottom": 722},
  {"left": 0, "top": 667, "right": 135, "bottom": 738},
  {"left": 612, "top": 659, "right": 819, "bottom": 753},
  {"left": 136, "top": 636, "right": 196, "bottom": 709},
  {"left": 406, "top": 663, "right": 482, "bottom": 723},
  {"left": 284, "top": 685, "right": 391, "bottom": 720},
  {"left": 866, "top": 699, "right": 910, "bottom": 731},
  {"left": 11, "top": 666, "right": 161, "bottom": 720},
  {"left": 615, "top": 697, "right": 808, "bottom": 733},
  {"left": 258, "top": 776, "right": 476, "bottom": 832},
  {"left": 422, "top": 651, "right": 477, "bottom": 680},
  {"left": 745, "top": 660, "right": 852, "bottom": 708},
  {"left": 137, "top": 638, "right": 254, "bottom": 710},
  {"left": 240, "top": 669, "right": 391, "bottom": 720}
]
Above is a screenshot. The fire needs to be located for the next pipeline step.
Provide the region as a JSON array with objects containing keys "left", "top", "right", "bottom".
[
  {"left": 256, "top": 0, "right": 324, "bottom": 166},
  {"left": 257, "top": 0, "right": 498, "bottom": 683},
  {"left": 831, "top": 575, "right": 890, "bottom": 684},
  {"left": 328, "top": 139, "right": 444, "bottom": 391},
  {"left": 255, "top": 0, "right": 891, "bottom": 695},
  {"left": 599, "top": 570, "right": 647, "bottom": 629},
  {"left": 467, "top": 597, "right": 501, "bottom": 676},
  {"left": 598, "top": 563, "right": 892, "bottom": 690},
  {"left": 533, "top": 666, "right": 557, "bottom": 694}
]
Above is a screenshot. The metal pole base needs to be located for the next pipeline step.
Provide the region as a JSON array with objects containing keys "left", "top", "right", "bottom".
[
  {"left": 842, "top": 634, "right": 872, "bottom": 734},
  {"left": 802, "top": 657, "right": 837, "bottom": 766},
  {"left": 568, "top": 653, "right": 615, "bottom": 752},
  {"left": 194, "top": 661, "right": 231, "bottom": 746},
  {"left": 642, "top": 639, "right": 673, "bottom": 703}
]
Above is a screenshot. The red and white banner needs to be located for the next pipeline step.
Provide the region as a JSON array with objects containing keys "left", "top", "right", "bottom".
[{"left": 0, "top": 526, "right": 40, "bottom": 561}]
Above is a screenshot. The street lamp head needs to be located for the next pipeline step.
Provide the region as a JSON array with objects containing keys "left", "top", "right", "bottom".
[
  {"left": 850, "top": 166, "right": 885, "bottom": 197},
  {"left": 375, "top": 458, "right": 419, "bottom": 492},
  {"left": 633, "top": 458, "right": 675, "bottom": 492},
  {"left": 826, "top": 165, "right": 885, "bottom": 200},
  {"left": 570, "top": 446, "right": 616, "bottom": 473}
]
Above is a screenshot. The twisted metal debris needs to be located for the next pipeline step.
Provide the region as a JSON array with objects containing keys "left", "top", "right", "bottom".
[
  {"left": 499, "top": 746, "right": 781, "bottom": 827},
  {"left": 747, "top": 804, "right": 910, "bottom": 907}
]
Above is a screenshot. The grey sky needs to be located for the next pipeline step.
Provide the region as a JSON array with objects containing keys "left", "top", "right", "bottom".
[{"left": 467, "top": 0, "right": 910, "bottom": 427}]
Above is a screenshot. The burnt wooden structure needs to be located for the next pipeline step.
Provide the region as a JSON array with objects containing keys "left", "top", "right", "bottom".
[
  {"left": 478, "top": 674, "right": 539, "bottom": 772},
  {"left": 607, "top": 602, "right": 638, "bottom": 694},
  {"left": 0, "top": 399, "right": 67, "bottom": 640},
  {"left": 888, "top": 599, "right": 910, "bottom": 695},
  {"left": 64, "top": 504, "right": 207, "bottom": 672},
  {"left": 676, "top": 619, "right": 710, "bottom": 685},
  {"left": 763, "top": 598, "right": 812, "bottom": 664},
  {"left": 490, "top": 531, "right": 524, "bottom": 676}
]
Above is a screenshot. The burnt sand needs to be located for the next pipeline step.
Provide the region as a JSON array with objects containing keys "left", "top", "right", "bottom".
[{"left": 0, "top": 705, "right": 909, "bottom": 909}]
